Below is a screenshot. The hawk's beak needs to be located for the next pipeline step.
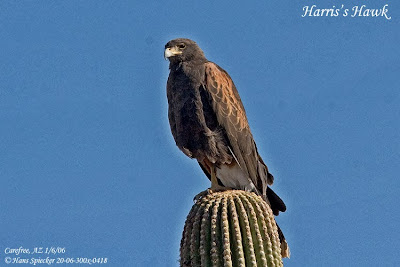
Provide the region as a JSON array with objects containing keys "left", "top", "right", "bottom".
[{"left": 164, "top": 47, "right": 182, "bottom": 59}]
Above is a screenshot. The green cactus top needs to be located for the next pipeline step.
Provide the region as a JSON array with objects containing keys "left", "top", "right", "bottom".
[{"left": 180, "top": 190, "right": 284, "bottom": 267}]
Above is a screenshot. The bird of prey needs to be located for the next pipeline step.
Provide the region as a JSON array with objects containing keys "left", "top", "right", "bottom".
[{"left": 164, "top": 38, "right": 289, "bottom": 258}]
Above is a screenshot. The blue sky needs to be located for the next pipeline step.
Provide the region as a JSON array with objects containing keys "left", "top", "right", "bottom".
[{"left": 0, "top": 0, "right": 399, "bottom": 266}]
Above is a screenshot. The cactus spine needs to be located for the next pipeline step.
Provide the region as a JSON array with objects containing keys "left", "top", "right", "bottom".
[{"left": 180, "top": 190, "right": 283, "bottom": 267}]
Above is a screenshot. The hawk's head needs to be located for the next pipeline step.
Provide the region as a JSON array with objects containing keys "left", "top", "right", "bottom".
[{"left": 164, "top": 38, "right": 206, "bottom": 64}]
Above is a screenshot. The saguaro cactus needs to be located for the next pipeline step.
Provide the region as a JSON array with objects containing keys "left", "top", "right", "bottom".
[{"left": 180, "top": 190, "right": 283, "bottom": 267}]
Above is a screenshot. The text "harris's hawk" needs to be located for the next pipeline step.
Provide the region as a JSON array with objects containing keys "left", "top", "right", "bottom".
[{"left": 164, "top": 38, "right": 289, "bottom": 257}]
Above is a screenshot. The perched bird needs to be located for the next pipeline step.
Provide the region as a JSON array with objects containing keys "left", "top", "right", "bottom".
[{"left": 165, "top": 38, "right": 289, "bottom": 258}]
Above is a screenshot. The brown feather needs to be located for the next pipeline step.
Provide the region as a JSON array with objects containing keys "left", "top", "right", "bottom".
[{"left": 204, "top": 62, "right": 268, "bottom": 194}]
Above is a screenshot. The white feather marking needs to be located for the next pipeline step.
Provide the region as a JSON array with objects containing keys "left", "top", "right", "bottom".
[
  {"left": 216, "top": 164, "right": 255, "bottom": 192},
  {"left": 228, "top": 146, "right": 241, "bottom": 169}
]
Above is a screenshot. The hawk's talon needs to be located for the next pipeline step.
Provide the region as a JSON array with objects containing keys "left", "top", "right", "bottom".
[
  {"left": 209, "top": 185, "right": 231, "bottom": 192},
  {"left": 193, "top": 189, "right": 210, "bottom": 203},
  {"left": 193, "top": 186, "right": 232, "bottom": 203}
]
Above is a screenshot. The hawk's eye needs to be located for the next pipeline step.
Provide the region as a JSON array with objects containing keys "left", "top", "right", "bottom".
[{"left": 178, "top": 44, "right": 186, "bottom": 49}]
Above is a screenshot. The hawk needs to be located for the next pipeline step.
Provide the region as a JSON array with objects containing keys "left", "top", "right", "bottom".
[{"left": 165, "top": 38, "right": 289, "bottom": 257}]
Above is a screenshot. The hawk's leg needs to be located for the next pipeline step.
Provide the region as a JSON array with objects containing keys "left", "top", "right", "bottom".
[
  {"left": 193, "top": 164, "right": 231, "bottom": 202},
  {"left": 209, "top": 164, "right": 229, "bottom": 191}
]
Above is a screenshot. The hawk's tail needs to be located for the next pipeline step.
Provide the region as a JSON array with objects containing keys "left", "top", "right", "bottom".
[
  {"left": 277, "top": 222, "right": 290, "bottom": 258},
  {"left": 267, "top": 186, "right": 286, "bottom": 216},
  {"left": 265, "top": 187, "right": 289, "bottom": 258}
]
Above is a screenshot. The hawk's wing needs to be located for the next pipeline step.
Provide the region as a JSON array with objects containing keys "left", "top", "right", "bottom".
[{"left": 203, "top": 61, "right": 273, "bottom": 196}]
